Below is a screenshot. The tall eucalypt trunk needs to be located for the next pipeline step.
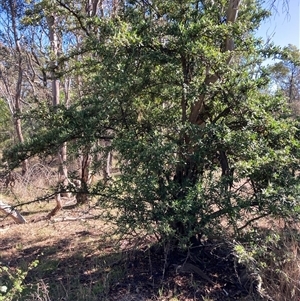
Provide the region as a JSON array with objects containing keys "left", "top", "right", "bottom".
[
  {"left": 173, "top": 0, "right": 241, "bottom": 242},
  {"left": 9, "top": 0, "right": 28, "bottom": 175},
  {"left": 46, "top": 14, "right": 68, "bottom": 218}
]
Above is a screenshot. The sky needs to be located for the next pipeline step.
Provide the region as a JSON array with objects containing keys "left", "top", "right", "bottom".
[{"left": 256, "top": 1, "right": 300, "bottom": 48}]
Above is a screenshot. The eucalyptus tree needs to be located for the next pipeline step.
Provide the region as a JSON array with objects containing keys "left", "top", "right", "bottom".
[
  {"left": 57, "top": 0, "right": 120, "bottom": 203},
  {"left": 10, "top": 0, "right": 122, "bottom": 210},
  {"left": 268, "top": 44, "right": 300, "bottom": 114},
  {"left": 0, "top": 0, "right": 30, "bottom": 174},
  {"left": 0, "top": 0, "right": 53, "bottom": 171},
  {"left": 0, "top": 0, "right": 75, "bottom": 215}
]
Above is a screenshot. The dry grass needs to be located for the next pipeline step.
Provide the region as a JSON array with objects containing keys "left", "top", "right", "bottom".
[
  {"left": 259, "top": 226, "right": 300, "bottom": 301},
  {"left": 1, "top": 168, "right": 300, "bottom": 301},
  {"left": 0, "top": 164, "right": 57, "bottom": 201},
  {"left": 1, "top": 203, "right": 123, "bottom": 301},
  {"left": 0, "top": 200, "right": 261, "bottom": 301}
]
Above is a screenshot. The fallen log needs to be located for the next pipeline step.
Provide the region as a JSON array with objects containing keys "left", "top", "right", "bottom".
[{"left": 0, "top": 200, "right": 26, "bottom": 224}]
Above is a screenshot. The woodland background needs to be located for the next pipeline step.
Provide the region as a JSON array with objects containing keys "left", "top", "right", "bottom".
[{"left": 0, "top": 0, "right": 300, "bottom": 300}]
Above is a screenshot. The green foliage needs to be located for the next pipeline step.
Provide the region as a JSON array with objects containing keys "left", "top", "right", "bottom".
[
  {"left": 267, "top": 44, "right": 300, "bottom": 104},
  {"left": 0, "top": 260, "right": 39, "bottom": 301},
  {"left": 234, "top": 228, "right": 300, "bottom": 301},
  {"left": 3, "top": 0, "right": 300, "bottom": 247},
  {"left": 0, "top": 99, "right": 12, "bottom": 148}
]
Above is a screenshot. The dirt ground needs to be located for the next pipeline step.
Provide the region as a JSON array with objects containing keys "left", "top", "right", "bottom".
[{"left": 0, "top": 198, "right": 268, "bottom": 301}]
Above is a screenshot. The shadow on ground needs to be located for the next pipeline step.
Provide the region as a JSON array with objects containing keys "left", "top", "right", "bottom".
[{"left": 1, "top": 231, "right": 262, "bottom": 301}]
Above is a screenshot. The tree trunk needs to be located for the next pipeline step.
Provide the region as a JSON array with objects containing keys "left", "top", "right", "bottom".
[
  {"left": 0, "top": 200, "right": 26, "bottom": 224},
  {"left": 9, "top": 0, "right": 28, "bottom": 175},
  {"left": 76, "top": 146, "right": 92, "bottom": 204},
  {"left": 172, "top": 0, "right": 242, "bottom": 244},
  {"left": 46, "top": 14, "right": 67, "bottom": 218},
  {"left": 74, "top": 0, "right": 108, "bottom": 204},
  {"left": 102, "top": 139, "right": 112, "bottom": 182}
]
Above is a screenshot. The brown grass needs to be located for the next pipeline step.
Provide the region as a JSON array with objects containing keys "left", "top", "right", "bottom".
[
  {"left": 1, "top": 169, "right": 300, "bottom": 301},
  {"left": 1, "top": 202, "right": 123, "bottom": 301},
  {"left": 0, "top": 200, "right": 259, "bottom": 301},
  {"left": 260, "top": 226, "right": 300, "bottom": 301}
]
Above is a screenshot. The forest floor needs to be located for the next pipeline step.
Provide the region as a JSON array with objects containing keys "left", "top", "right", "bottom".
[{"left": 0, "top": 197, "right": 287, "bottom": 301}]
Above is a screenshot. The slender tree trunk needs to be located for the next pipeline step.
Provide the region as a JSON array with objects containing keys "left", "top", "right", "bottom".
[
  {"left": 76, "top": 145, "right": 93, "bottom": 204},
  {"left": 102, "top": 139, "right": 112, "bottom": 181},
  {"left": 46, "top": 14, "right": 67, "bottom": 218},
  {"left": 9, "top": 0, "right": 28, "bottom": 175},
  {"left": 288, "top": 71, "right": 295, "bottom": 103}
]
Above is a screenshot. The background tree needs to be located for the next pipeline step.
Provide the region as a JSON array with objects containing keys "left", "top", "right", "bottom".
[
  {"left": 0, "top": 0, "right": 30, "bottom": 174},
  {"left": 0, "top": 0, "right": 53, "bottom": 169},
  {"left": 268, "top": 44, "right": 300, "bottom": 114},
  {"left": 40, "top": 0, "right": 122, "bottom": 205}
]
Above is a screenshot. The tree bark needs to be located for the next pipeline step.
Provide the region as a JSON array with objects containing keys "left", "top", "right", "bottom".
[
  {"left": 0, "top": 200, "right": 26, "bottom": 224},
  {"left": 76, "top": 146, "right": 92, "bottom": 204},
  {"left": 46, "top": 14, "right": 67, "bottom": 218},
  {"left": 9, "top": 0, "right": 29, "bottom": 175}
]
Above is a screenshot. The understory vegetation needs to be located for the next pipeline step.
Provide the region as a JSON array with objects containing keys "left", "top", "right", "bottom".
[
  {"left": 0, "top": 0, "right": 300, "bottom": 300},
  {"left": 1, "top": 174, "right": 300, "bottom": 301}
]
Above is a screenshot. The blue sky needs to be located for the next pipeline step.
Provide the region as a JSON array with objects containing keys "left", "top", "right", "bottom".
[{"left": 256, "top": 1, "right": 299, "bottom": 48}]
